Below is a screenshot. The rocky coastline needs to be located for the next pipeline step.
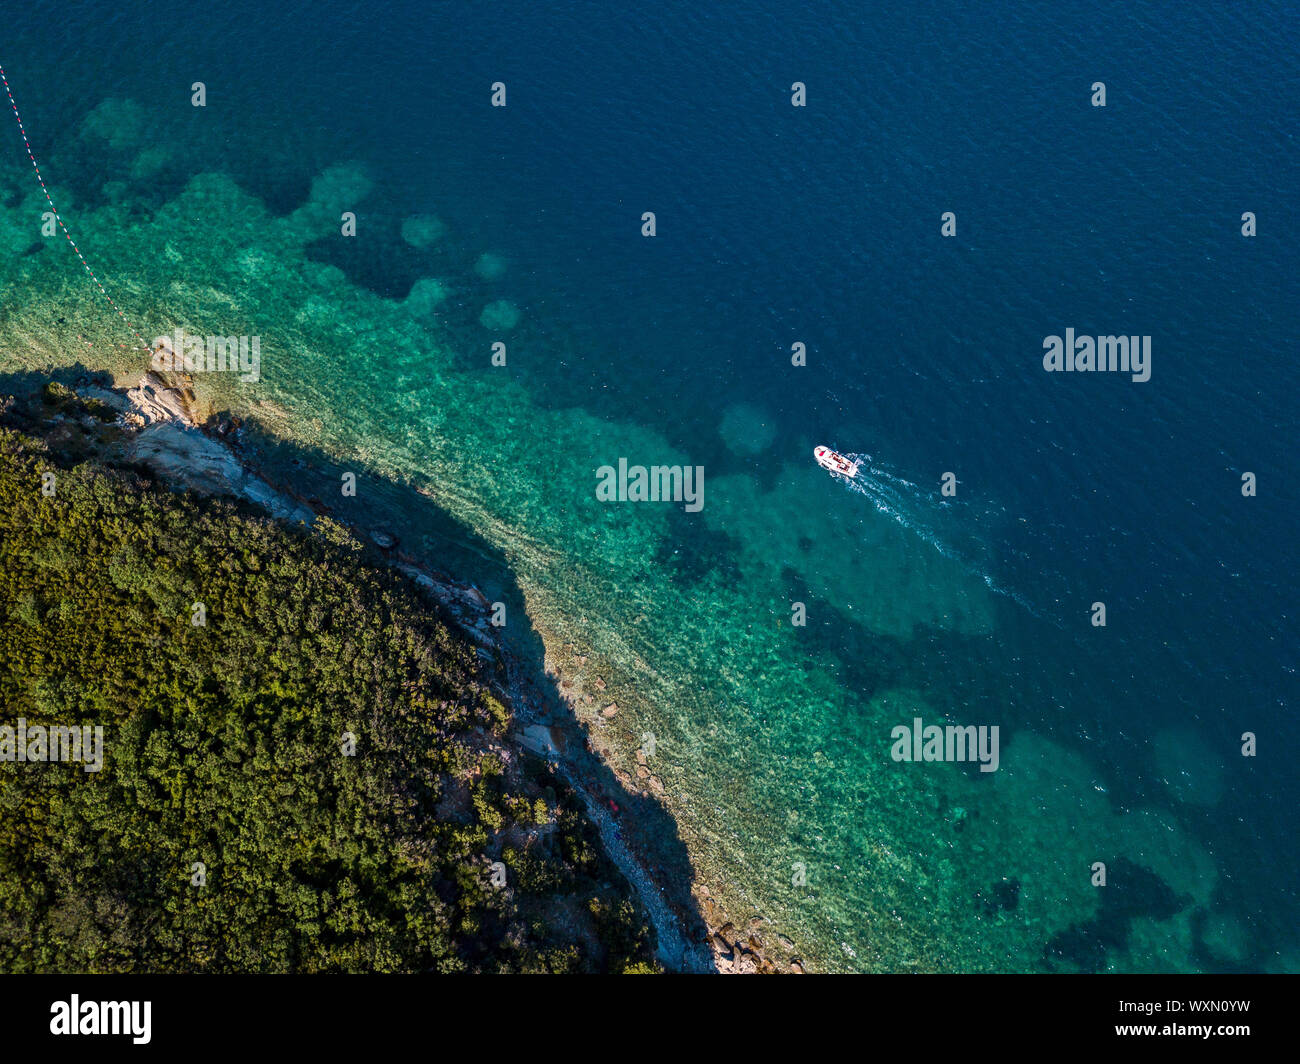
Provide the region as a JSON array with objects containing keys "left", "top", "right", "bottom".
[
  {"left": 80, "top": 371, "right": 740, "bottom": 971},
  {"left": 23, "top": 368, "right": 803, "bottom": 974}
]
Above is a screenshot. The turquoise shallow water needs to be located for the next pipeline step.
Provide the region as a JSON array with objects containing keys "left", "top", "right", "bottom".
[{"left": 1, "top": 0, "right": 1297, "bottom": 971}]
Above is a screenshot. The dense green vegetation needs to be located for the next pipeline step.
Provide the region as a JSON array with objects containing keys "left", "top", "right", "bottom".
[{"left": 0, "top": 390, "right": 655, "bottom": 973}]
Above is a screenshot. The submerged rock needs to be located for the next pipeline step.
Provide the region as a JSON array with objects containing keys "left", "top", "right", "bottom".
[
  {"left": 975, "top": 877, "right": 1021, "bottom": 916},
  {"left": 718, "top": 402, "right": 777, "bottom": 456},
  {"left": 1201, "top": 910, "right": 1250, "bottom": 966},
  {"left": 309, "top": 162, "right": 373, "bottom": 207},
  {"left": 479, "top": 299, "right": 520, "bottom": 332},
  {"left": 474, "top": 251, "right": 508, "bottom": 280},
  {"left": 406, "top": 277, "right": 451, "bottom": 317},
  {"left": 130, "top": 145, "right": 175, "bottom": 181},
  {"left": 401, "top": 213, "right": 446, "bottom": 249},
  {"left": 80, "top": 98, "right": 146, "bottom": 151}
]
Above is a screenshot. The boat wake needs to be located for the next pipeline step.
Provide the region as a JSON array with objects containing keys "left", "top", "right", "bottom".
[{"left": 835, "top": 452, "right": 1041, "bottom": 616}]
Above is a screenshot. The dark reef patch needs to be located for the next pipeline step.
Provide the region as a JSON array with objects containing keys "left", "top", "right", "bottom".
[
  {"left": 1043, "top": 857, "right": 1188, "bottom": 972},
  {"left": 975, "top": 877, "right": 1020, "bottom": 916},
  {"left": 654, "top": 506, "right": 742, "bottom": 588}
]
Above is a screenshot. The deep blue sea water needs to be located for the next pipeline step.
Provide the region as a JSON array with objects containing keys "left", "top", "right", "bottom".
[{"left": 4, "top": 0, "right": 1297, "bottom": 969}]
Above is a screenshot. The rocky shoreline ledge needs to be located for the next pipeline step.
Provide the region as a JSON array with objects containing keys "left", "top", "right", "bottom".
[{"left": 58, "top": 370, "right": 791, "bottom": 972}]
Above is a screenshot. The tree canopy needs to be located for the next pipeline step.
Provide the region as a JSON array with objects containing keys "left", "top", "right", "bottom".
[{"left": 0, "top": 398, "right": 655, "bottom": 973}]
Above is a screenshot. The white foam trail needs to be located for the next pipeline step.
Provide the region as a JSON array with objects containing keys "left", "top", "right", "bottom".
[{"left": 835, "top": 452, "right": 1041, "bottom": 617}]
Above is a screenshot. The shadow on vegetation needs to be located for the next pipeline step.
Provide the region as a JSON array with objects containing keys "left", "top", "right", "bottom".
[{"left": 0, "top": 365, "right": 709, "bottom": 970}]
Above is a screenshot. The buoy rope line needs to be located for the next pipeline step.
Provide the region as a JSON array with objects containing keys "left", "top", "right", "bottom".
[{"left": 0, "top": 60, "right": 150, "bottom": 352}]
